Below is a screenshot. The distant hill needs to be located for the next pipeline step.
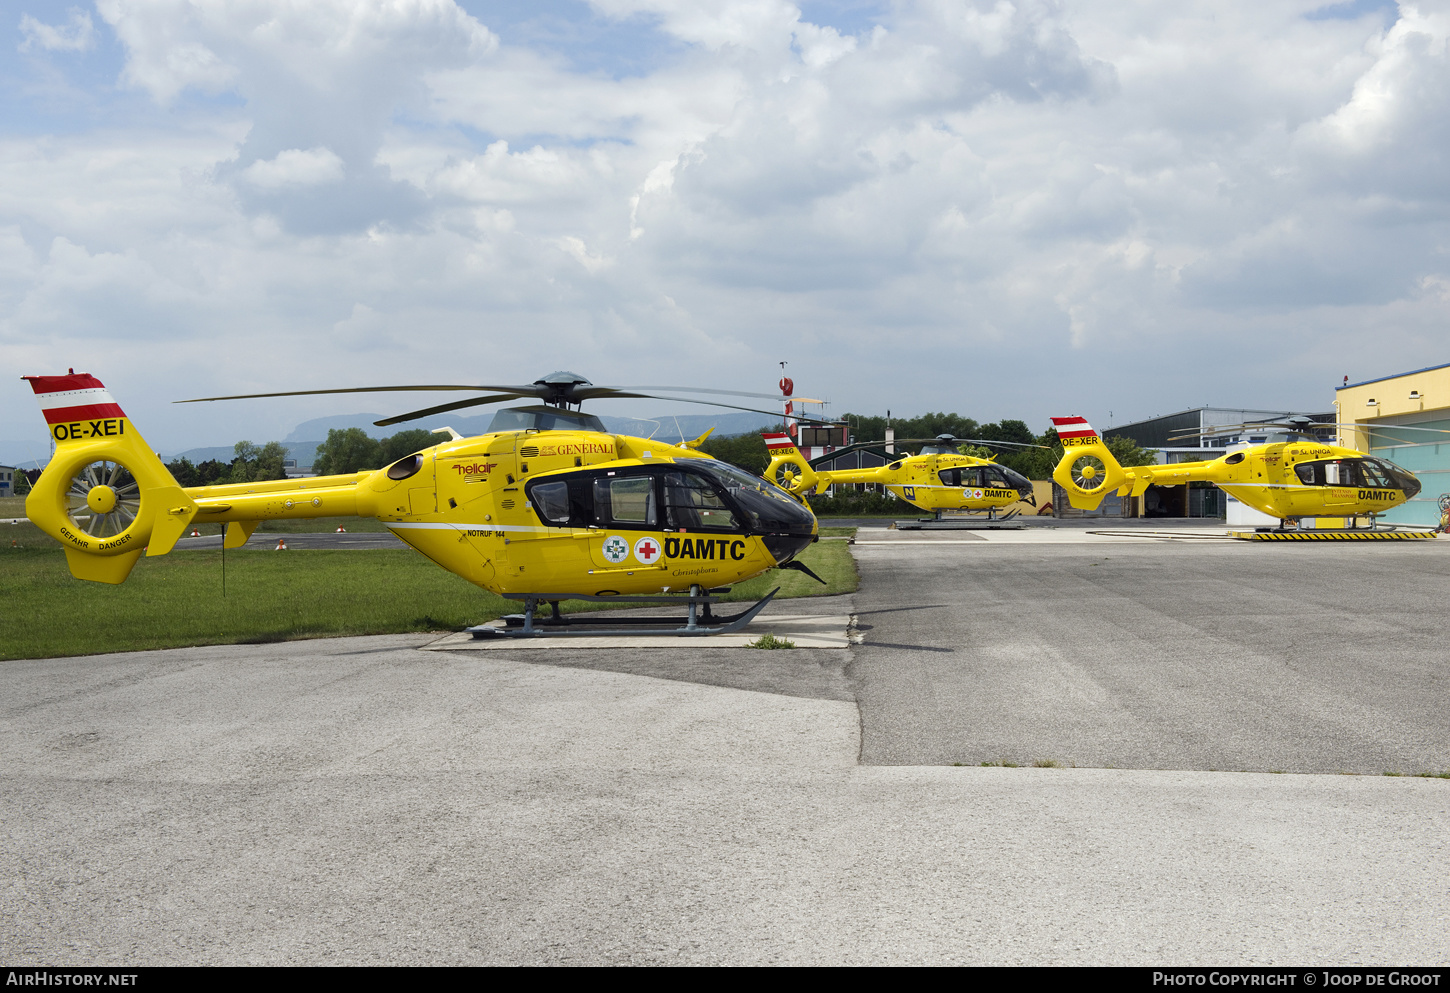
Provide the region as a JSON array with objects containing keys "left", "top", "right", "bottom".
[{"left": 283, "top": 415, "right": 387, "bottom": 442}]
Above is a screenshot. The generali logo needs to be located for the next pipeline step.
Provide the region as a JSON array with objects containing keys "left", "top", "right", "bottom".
[{"left": 540, "top": 442, "right": 614, "bottom": 456}]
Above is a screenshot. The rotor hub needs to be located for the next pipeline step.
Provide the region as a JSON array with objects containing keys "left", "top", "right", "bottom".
[
  {"left": 533, "top": 370, "right": 594, "bottom": 407},
  {"left": 87, "top": 485, "right": 118, "bottom": 514}
]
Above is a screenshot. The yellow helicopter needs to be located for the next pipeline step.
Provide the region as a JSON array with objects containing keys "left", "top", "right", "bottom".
[
  {"left": 763, "top": 432, "right": 1038, "bottom": 519},
  {"left": 22, "top": 370, "right": 823, "bottom": 637},
  {"left": 1050, "top": 415, "right": 1428, "bottom": 529}
]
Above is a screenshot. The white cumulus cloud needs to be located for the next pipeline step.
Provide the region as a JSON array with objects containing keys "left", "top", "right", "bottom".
[
  {"left": 18, "top": 9, "right": 96, "bottom": 53},
  {"left": 243, "top": 148, "right": 346, "bottom": 190},
  {"left": 2, "top": 0, "right": 1450, "bottom": 450}
]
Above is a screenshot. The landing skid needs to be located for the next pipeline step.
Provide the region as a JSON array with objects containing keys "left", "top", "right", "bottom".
[
  {"left": 1230, "top": 517, "right": 1439, "bottom": 541},
  {"left": 894, "top": 520, "right": 1027, "bottom": 530},
  {"left": 895, "top": 507, "right": 1026, "bottom": 531},
  {"left": 466, "top": 586, "right": 780, "bottom": 639}
]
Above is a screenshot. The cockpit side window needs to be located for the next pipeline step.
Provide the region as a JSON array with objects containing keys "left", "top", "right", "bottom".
[
  {"left": 529, "top": 480, "right": 570, "bottom": 525},
  {"left": 662, "top": 470, "right": 740, "bottom": 531},
  {"left": 1297, "top": 460, "right": 1369, "bottom": 486},
  {"left": 593, "top": 475, "right": 657, "bottom": 528},
  {"left": 940, "top": 467, "right": 983, "bottom": 487},
  {"left": 590, "top": 477, "right": 611, "bottom": 526},
  {"left": 1326, "top": 461, "right": 1353, "bottom": 486},
  {"left": 1358, "top": 461, "right": 1389, "bottom": 488}
]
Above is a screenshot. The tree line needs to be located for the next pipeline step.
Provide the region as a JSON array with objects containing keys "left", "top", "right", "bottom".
[
  {"left": 161, "top": 427, "right": 439, "bottom": 487},
  {"left": 165, "top": 441, "right": 292, "bottom": 487}
]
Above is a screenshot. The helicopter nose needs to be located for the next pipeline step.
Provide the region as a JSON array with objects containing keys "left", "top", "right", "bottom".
[
  {"left": 1003, "top": 467, "right": 1036, "bottom": 505},
  {"left": 1397, "top": 468, "right": 1422, "bottom": 500}
]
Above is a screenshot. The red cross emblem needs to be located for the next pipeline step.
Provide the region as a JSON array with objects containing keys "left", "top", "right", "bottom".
[{"left": 634, "top": 537, "right": 661, "bottom": 564}]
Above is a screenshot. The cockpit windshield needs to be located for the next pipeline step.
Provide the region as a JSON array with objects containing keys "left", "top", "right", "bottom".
[
  {"left": 938, "top": 463, "right": 1033, "bottom": 499},
  {"left": 1371, "top": 456, "right": 1421, "bottom": 498},
  {"left": 690, "top": 460, "right": 816, "bottom": 534},
  {"left": 1293, "top": 456, "right": 1421, "bottom": 498},
  {"left": 524, "top": 459, "right": 816, "bottom": 536}
]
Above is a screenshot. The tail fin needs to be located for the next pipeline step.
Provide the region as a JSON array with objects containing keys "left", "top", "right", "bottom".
[
  {"left": 23, "top": 372, "right": 198, "bottom": 583},
  {"left": 762, "top": 432, "right": 821, "bottom": 495},
  {"left": 1050, "top": 416, "right": 1128, "bottom": 510}
]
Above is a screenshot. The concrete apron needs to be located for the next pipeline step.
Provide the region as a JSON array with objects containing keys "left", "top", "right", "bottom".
[{"left": 3, "top": 633, "right": 1448, "bottom": 966}]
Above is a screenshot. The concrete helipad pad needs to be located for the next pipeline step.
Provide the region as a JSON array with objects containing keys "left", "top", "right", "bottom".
[{"left": 423, "top": 612, "right": 853, "bottom": 650}]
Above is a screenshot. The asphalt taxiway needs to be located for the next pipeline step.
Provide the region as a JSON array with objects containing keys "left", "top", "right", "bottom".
[{"left": 3, "top": 526, "right": 1448, "bottom": 965}]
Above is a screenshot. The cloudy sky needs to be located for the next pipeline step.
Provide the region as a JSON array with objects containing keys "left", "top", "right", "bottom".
[{"left": 3, "top": 0, "right": 1448, "bottom": 453}]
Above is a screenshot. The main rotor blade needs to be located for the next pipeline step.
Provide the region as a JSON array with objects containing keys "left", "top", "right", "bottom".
[
  {"left": 956, "top": 439, "right": 1052, "bottom": 450},
  {"left": 177, "top": 384, "right": 546, "bottom": 403},
  {"left": 374, "top": 394, "right": 532, "bottom": 427},
  {"left": 568, "top": 389, "right": 666, "bottom": 402},
  {"left": 608, "top": 391, "right": 835, "bottom": 423},
  {"left": 893, "top": 438, "right": 1051, "bottom": 450},
  {"left": 1171, "top": 421, "right": 1450, "bottom": 443},
  {"left": 614, "top": 385, "right": 801, "bottom": 402}
]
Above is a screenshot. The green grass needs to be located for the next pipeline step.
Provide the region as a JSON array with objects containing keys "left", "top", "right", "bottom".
[
  {"left": 746, "top": 633, "right": 796, "bottom": 650},
  {"left": 3, "top": 517, "right": 59, "bottom": 548},
  {"left": 0, "top": 547, "right": 504, "bottom": 661},
  {"left": 1, "top": 531, "right": 859, "bottom": 660},
  {"left": 717, "top": 533, "right": 858, "bottom": 603}
]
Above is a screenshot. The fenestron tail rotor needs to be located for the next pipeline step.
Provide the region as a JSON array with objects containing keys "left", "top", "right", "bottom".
[
  {"left": 66, "top": 459, "right": 141, "bottom": 539},
  {"left": 1068, "top": 453, "right": 1108, "bottom": 491}
]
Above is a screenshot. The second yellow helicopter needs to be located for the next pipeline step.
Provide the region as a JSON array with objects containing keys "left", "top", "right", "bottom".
[
  {"left": 762, "top": 432, "right": 1036, "bottom": 518},
  {"left": 1049, "top": 415, "right": 1423, "bottom": 528}
]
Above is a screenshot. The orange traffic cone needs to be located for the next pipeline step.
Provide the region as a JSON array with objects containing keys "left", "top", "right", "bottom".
[
  {"left": 190, "top": 527, "right": 201, "bottom": 537},
  {"left": 335, "top": 525, "right": 346, "bottom": 533},
  {"left": 275, "top": 537, "right": 288, "bottom": 551}
]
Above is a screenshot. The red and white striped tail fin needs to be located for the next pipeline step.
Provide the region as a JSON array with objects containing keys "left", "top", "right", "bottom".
[
  {"left": 1051, "top": 416, "right": 1098, "bottom": 442},
  {"left": 1052, "top": 416, "right": 1107, "bottom": 450},
  {"left": 762, "top": 432, "right": 801, "bottom": 456},
  {"left": 23, "top": 372, "right": 130, "bottom": 445}
]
